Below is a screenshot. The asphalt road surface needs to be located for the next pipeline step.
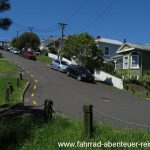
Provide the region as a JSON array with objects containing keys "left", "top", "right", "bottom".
[{"left": 1, "top": 50, "right": 150, "bottom": 128}]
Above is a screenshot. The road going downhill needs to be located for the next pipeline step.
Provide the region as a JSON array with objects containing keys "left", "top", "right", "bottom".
[{"left": 1, "top": 50, "right": 150, "bottom": 128}]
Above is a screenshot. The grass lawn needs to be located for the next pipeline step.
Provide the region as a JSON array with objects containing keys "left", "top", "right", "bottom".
[
  {"left": 36, "top": 55, "right": 53, "bottom": 64},
  {"left": 0, "top": 76, "right": 27, "bottom": 105},
  {"left": 0, "top": 59, "right": 18, "bottom": 73},
  {"left": 1, "top": 115, "right": 150, "bottom": 150}
]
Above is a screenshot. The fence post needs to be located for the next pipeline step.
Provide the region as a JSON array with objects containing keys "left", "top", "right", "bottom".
[
  {"left": 44, "top": 99, "right": 53, "bottom": 122},
  {"left": 20, "top": 72, "right": 23, "bottom": 80},
  {"left": 8, "top": 81, "right": 14, "bottom": 94},
  {"left": 83, "top": 104, "right": 93, "bottom": 138},
  {"left": 17, "top": 78, "right": 20, "bottom": 87},
  {"left": 5, "top": 87, "right": 10, "bottom": 102}
]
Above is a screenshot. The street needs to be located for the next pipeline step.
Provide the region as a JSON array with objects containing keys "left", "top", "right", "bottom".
[{"left": 1, "top": 50, "right": 150, "bottom": 128}]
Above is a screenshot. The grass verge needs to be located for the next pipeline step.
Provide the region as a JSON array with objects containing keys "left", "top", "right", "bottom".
[
  {"left": 0, "top": 59, "right": 18, "bottom": 73},
  {"left": 1, "top": 114, "right": 149, "bottom": 150},
  {"left": 20, "top": 116, "right": 150, "bottom": 150},
  {"left": 0, "top": 76, "right": 27, "bottom": 105},
  {"left": 36, "top": 55, "right": 53, "bottom": 64}
]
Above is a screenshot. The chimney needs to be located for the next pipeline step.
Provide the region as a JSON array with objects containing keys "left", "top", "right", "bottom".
[
  {"left": 124, "top": 38, "right": 127, "bottom": 43},
  {"left": 96, "top": 36, "right": 101, "bottom": 39}
]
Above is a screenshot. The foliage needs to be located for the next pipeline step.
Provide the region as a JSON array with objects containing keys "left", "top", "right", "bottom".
[
  {"left": 1, "top": 114, "right": 150, "bottom": 150},
  {"left": 125, "top": 75, "right": 150, "bottom": 91},
  {"left": 36, "top": 55, "right": 53, "bottom": 64},
  {"left": 48, "top": 40, "right": 59, "bottom": 54},
  {"left": 11, "top": 32, "right": 40, "bottom": 50},
  {"left": 0, "top": 59, "right": 18, "bottom": 72},
  {"left": 48, "top": 46, "right": 58, "bottom": 54},
  {"left": 61, "top": 33, "right": 103, "bottom": 72},
  {"left": 139, "top": 75, "right": 150, "bottom": 91},
  {"left": 41, "top": 49, "right": 49, "bottom": 56},
  {"left": 123, "top": 78, "right": 150, "bottom": 98},
  {"left": 0, "top": 116, "right": 39, "bottom": 150},
  {"left": 0, "top": 52, "right": 3, "bottom": 58},
  {"left": 0, "top": 76, "right": 27, "bottom": 105},
  {"left": 19, "top": 115, "right": 150, "bottom": 150},
  {"left": 0, "top": 0, "right": 12, "bottom": 30},
  {"left": 101, "top": 61, "right": 115, "bottom": 74}
]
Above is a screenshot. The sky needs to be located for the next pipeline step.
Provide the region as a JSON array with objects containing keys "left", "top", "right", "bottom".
[{"left": 0, "top": 0, "right": 150, "bottom": 44}]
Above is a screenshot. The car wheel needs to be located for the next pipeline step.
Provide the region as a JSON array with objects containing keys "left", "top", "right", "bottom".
[
  {"left": 50, "top": 65, "right": 53, "bottom": 69},
  {"left": 77, "top": 76, "right": 81, "bottom": 81},
  {"left": 67, "top": 71, "right": 70, "bottom": 76},
  {"left": 58, "top": 67, "right": 61, "bottom": 72}
]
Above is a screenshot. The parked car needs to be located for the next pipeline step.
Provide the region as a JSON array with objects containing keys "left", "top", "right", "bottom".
[
  {"left": 66, "top": 65, "right": 94, "bottom": 82},
  {"left": 12, "top": 48, "right": 20, "bottom": 54},
  {"left": 51, "top": 59, "right": 69, "bottom": 72},
  {"left": 22, "top": 50, "right": 36, "bottom": 60}
]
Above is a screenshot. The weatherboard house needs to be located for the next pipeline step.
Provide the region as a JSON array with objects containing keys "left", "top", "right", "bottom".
[
  {"left": 95, "top": 36, "right": 123, "bottom": 61},
  {"left": 115, "top": 42, "right": 150, "bottom": 79}
]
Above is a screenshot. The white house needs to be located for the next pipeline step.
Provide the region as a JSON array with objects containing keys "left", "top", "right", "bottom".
[{"left": 95, "top": 36, "right": 123, "bottom": 62}]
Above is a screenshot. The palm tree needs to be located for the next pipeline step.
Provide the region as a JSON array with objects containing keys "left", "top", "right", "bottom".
[{"left": 0, "top": 0, "right": 12, "bottom": 30}]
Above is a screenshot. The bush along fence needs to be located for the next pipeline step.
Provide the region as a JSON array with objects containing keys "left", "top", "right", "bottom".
[
  {"left": 123, "top": 78, "right": 150, "bottom": 97},
  {"left": 5, "top": 73, "right": 23, "bottom": 104}
]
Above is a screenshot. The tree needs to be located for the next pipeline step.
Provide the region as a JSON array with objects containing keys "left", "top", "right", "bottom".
[
  {"left": 61, "top": 33, "right": 103, "bottom": 72},
  {"left": 0, "top": 0, "right": 12, "bottom": 30},
  {"left": 11, "top": 32, "right": 40, "bottom": 50}
]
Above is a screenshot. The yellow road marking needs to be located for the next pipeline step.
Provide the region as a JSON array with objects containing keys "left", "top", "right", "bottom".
[
  {"left": 35, "top": 79, "right": 38, "bottom": 83},
  {"left": 33, "top": 100, "right": 37, "bottom": 105},
  {"left": 30, "top": 74, "right": 34, "bottom": 78},
  {"left": 33, "top": 85, "right": 36, "bottom": 90},
  {"left": 31, "top": 93, "right": 34, "bottom": 97}
]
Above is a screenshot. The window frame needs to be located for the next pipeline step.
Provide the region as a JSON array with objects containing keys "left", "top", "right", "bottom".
[
  {"left": 130, "top": 55, "right": 139, "bottom": 69},
  {"left": 123, "top": 55, "right": 129, "bottom": 69},
  {"left": 104, "top": 47, "right": 110, "bottom": 56}
]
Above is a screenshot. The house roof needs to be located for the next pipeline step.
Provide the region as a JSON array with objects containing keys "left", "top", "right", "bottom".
[
  {"left": 95, "top": 37, "right": 123, "bottom": 45},
  {"left": 43, "top": 36, "right": 59, "bottom": 47},
  {"left": 117, "top": 42, "right": 150, "bottom": 54}
]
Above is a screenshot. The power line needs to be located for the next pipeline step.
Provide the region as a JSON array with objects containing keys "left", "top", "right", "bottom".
[
  {"left": 81, "top": 0, "right": 119, "bottom": 31},
  {"left": 65, "top": 0, "right": 87, "bottom": 22}
]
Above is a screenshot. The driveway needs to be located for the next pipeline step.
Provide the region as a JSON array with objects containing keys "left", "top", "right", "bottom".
[{"left": 1, "top": 50, "right": 150, "bottom": 128}]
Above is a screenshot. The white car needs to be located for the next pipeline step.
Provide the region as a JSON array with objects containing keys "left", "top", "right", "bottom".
[
  {"left": 10, "top": 47, "right": 20, "bottom": 54},
  {"left": 51, "top": 59, "right": 69, "bottom": 72}
]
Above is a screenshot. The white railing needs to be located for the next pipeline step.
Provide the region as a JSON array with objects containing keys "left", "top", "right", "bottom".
[
  {"left": 94, "top": 70, "right": 123, "bottom": 90},
  {"left": 48, "top": 53, "right": 78, "bottom": 65},
  {"left": 48, "top": 53, "right": 71, "bottom": 64}
]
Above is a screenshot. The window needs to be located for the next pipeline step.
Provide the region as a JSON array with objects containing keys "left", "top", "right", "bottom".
[
  {"left": 131, "top": 55, "right": 139, "bottom": 69},
  {"left": 55, "top": 60, "right": 60, "bottom": 64},
  {"left": 104, "top": 47, "right": 109, "bottom": 56},
  {"left": 123, "top": 55, "right": 129, "bottom": 69}
]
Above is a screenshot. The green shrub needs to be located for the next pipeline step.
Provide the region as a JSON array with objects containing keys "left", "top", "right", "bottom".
[
  {"left": 41, "top": 49, "right": 49, "bottom": 56},
  {"left": 0, "top": 53, "right": 3, "bottom": 58},
  {"left": 101, "top": 61, "right": 115, "bottom": 74}
]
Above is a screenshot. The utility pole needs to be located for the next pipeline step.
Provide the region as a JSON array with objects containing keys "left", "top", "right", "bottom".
[
  {"left": 28, "top": 26, "right": 34, "bottom": 32},
  {"left": 16, "top": 31, "right": 19, "bottom": 39},
  {"left": 58, "top": 22, "right": 67, "bottom": 59}
]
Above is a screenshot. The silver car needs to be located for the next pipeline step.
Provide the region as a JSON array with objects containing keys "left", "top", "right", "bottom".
[{"left": 51, "top": 59, "right": 69, "bottom": 72}]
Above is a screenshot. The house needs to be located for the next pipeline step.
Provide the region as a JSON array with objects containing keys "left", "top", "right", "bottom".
[
  {"left": 0, "top": 40, "right": 11, "bottom": 49},
  {"left": 95, "top": 36, "right": 123, "bottom": 62},
  {"left": 39, "top": 36, "right": 59, "bottom": 50},
  {"left": 40, "top": 36, "right": 67, "bottom": 53},
  {"left": 115, "top": 42, "right": 150, "bottom": 79}
]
